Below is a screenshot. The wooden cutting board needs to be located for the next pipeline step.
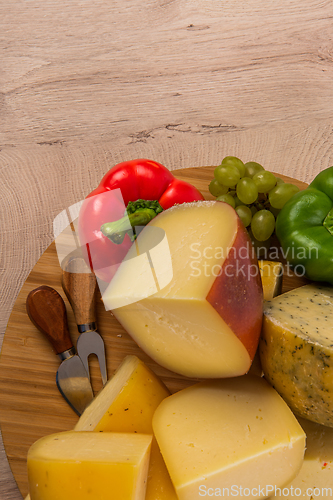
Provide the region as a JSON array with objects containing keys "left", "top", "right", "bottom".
[{"left": 0, "top": 166, "right": 308, "bottom": 497}]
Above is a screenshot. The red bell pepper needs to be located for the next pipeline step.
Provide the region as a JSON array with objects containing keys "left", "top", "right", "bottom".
[{"left": 78, "top": 159, "right": 204, "bottom": 282}]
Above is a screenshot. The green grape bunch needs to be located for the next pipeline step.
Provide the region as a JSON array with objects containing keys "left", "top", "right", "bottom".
[{"left": 209, "top": 156, "right": 300, "bottom": 244}]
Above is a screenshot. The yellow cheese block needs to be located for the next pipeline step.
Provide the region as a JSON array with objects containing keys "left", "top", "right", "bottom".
[
  {"left": 27, "top": 431, "right": 152, "bottom": 500},
  {"left": 258, "top": 260, "right": 283, "bottom": 300},
  {"left": 153, "top": 375, "right": 305, "bottom": 500},
  {"left": 260, "top": 284, "right": 333, "bottom": 427},
  {"left": 268, "top": 417, "right": 333, "bottom": 499},
  {"left": 103, "top": 201, "right": 263, "bottom": 379},
  {"left": 249, "top": 260, "right": 283, "bottom": 377},
  {"left": 75, "top": 355, "right": 177, "bottom": 500}
]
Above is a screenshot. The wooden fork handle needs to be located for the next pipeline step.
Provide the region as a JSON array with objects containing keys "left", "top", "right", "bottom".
[{"left": 61, "top": 254, "right": 97, "bottom": 327}]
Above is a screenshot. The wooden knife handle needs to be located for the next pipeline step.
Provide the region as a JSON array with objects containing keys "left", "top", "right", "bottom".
[
  {"left": 26, "top": 285, "right": 73, "bottom": 355},
  {"left": 61, "top": 253, "right": 97, "bottom": 327}
]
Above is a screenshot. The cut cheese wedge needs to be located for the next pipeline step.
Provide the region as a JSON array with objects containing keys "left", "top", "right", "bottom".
[
  {"left": 27, "top": 431, "right": 152, "bottom": 500},
  {"left": 153, "top": 375, "right": 306, "bottom": 500},
  {"left": 268, "top": 417, "right": 333, "bottom": 499},
  {"left": 249, "top": 260, "right": 284, "bottom": 377},
  {"left": 258, "top": 260, "right": 283, "bottom": 300},
  {"left": 75, "top": 355, "right": 170, "bottom": 433},
  {"left": 103, "top": 201, "right": 263, "bottom": 378},
  {"left": 75, "top": 355, "right": 177, "bottom": 500},
  {"left": 260, "top": 284, "right": 333, "bottom": 427}
]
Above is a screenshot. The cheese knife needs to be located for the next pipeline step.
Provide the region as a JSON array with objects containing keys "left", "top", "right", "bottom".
[
  {"left": 26, "top": 285, "right": 94, "bottom": 416},
  {"left": 61, "top": 252, "right": 107, "bottom": 386}
]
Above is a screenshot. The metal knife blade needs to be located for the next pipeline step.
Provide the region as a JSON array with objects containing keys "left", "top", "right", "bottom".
[
  {"left": 26, "top": 285, "right": 94, "bottom": 416},
  {"left": 56, "top": 352, "right": 94, "bottom": 415},
  {"left": 61, "top": 251, "right": 108, "bottom": 385}
]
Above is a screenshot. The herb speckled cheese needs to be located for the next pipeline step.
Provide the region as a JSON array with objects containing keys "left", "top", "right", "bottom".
[{"left": 260, "top": 284, "right": 333, "bottom": 427}]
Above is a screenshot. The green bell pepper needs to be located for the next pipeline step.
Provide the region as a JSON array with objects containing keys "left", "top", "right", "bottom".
[{"left": 276, "top": 166, "right": 333, "bottom": 284}]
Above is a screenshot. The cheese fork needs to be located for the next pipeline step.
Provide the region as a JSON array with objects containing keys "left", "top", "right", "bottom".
[{"left": 61, "top": 252, "right": 107, "bottom": 386}]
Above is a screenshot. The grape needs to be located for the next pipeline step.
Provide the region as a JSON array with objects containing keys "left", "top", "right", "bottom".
[
  {"left": 236, "top": 177, "right": 258, "bottom": 204},
  {"left": 269, "top": 183, "right": 300, "bottom": 209},
  {"left": 251, "top": 210, "right": 275, "bottom": 241},
  {"left": 214, "top": 165, "right": 241, "bottom": 187},
  {"left": 208, "top": 157, "right": 299, "bottom": 249},
  {"left": 255, "top": 202, "right": 265, "bottom": 211},
  {"left": 216, "top": 193, "right": 236, "bottom": 208},
  {"left": 235, "top": 205, "right": 252, "bottom": 227},
  {"left": 248, "top": 229, "right": 272, "bottom": 258},
  {"left": 253, "top": 171, "right": 277, "bottom": 193},
  {"left": 250, "top": 205, "right": 258, "bottom": 216},
  {"left": 269, "top": 206, "right": 281, "bottom": 218},
  {"left": 244, "top": 161, "right": 264, "bottom": 178},
  {"left": 221, "top": 156, "right": 246, "bottom": 177},
  {"left": 233, "top": 196, "right": 243, "bottom": 207},
  {"left": 209, "top": 179, "right": 229, "bottom": 197}
]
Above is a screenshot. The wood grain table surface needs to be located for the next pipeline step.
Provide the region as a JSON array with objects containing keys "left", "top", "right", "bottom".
[{"left": 1, "top": 1, "right": 333, "bottom": 498}]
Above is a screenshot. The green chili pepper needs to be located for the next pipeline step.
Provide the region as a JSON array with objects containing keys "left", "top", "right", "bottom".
[{"left": 276, "top": 166, "right": 333, "bottom": 284}]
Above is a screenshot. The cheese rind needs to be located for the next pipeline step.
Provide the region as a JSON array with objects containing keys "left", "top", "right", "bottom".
[
  {"left": 75, "top": 355, "right": 177, "bottom": 500},
  {"left": 103, "top": 201, "right": 263, "bottom": 378},
  {"left": 152, "top": 376, "right": 306, "bottom": 500},
  {"left": 27, "top": 431, "right": 152, "bottom": 500},
  {"left": 260, "top": 284, "right": 333, "bottom": 427}
]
